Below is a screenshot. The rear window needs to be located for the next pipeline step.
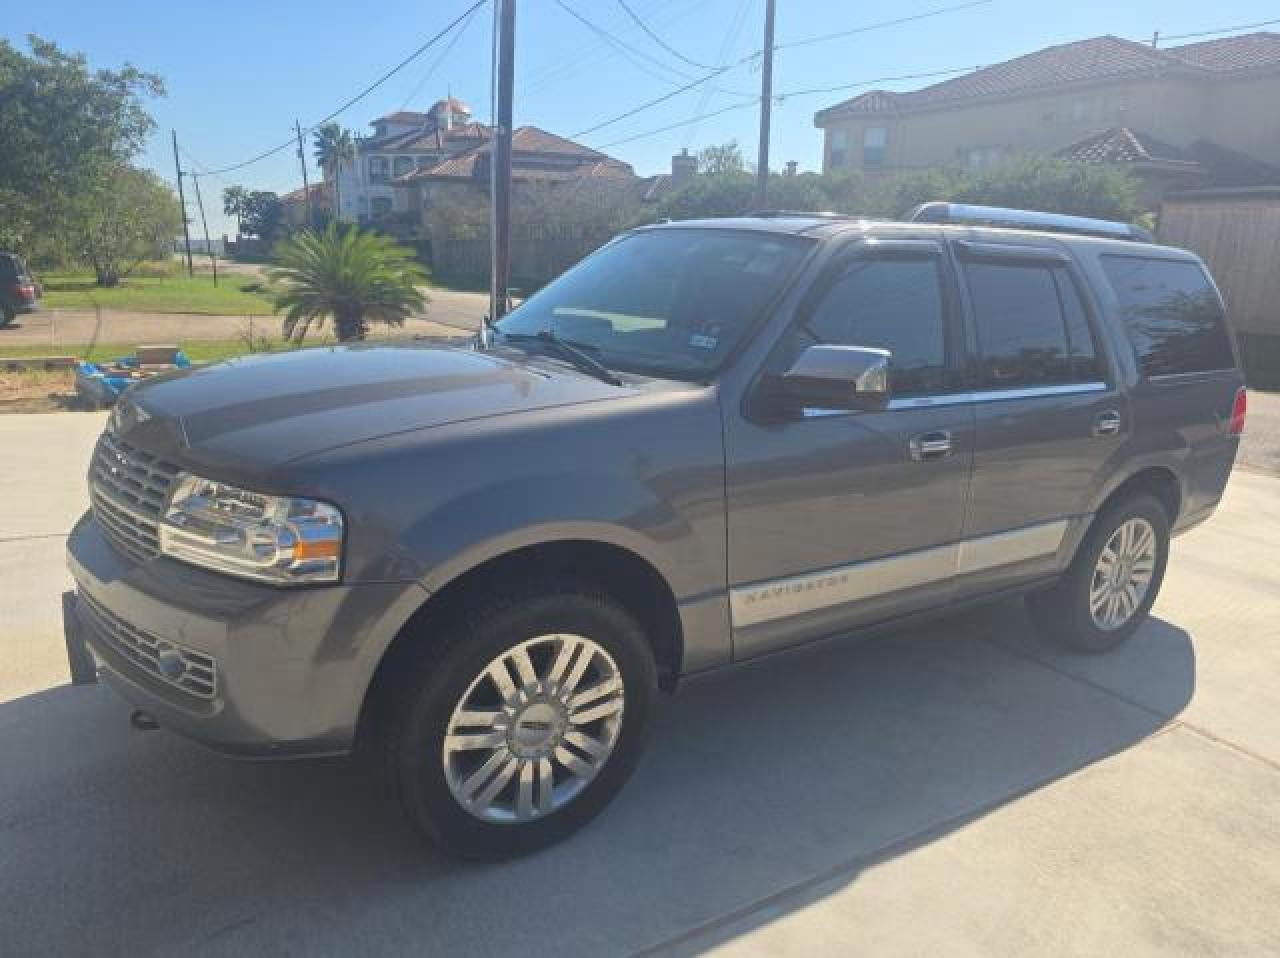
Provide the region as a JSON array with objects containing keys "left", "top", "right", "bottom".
[{"left": 1101, "top": 256, "right": 1234, "bottom": 377}]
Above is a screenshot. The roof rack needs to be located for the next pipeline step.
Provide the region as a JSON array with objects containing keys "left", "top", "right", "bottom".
[
  {"left": 907, "top": 202, "right": 1153, "bottom": 243},
  {"left": 745, "top": 210, "right": 852, "bottom": 219}
]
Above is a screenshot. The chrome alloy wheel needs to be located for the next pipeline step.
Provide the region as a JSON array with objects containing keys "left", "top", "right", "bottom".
[
  {"left": 442, "top": 634, "right": 625, "bottom": 824},
  {"left": 1089, "top": 518, "right": 1158, "bottom": 631}
]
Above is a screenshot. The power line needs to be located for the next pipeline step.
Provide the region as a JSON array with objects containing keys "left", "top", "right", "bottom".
[
  {"left": 572, "top": 68, "right": 734, "bottom": 139},
  {"left": 684, "top": 0, "right": 755, "bottom": 150},
  {"left": 614, "top": 0, "right": 717, "bottom": 70},
  {"left": 572, "top": 0, "right": 995, "bottom": 146},
  {"left": 194, "top": 0, "right": 486, "bottom": 176},
  {"left": 775, "top": 0, "right": 994, "bottom": 53},
  {"left": 397, "top": 1, "right": 486, "bottom": 111},
  {"left": 593, "top": 64, "right": 985, "bottom": 150},
  {"left": 552, "top": 0, "right": 755, "bottom": 98},
  {"left": 1156, "top": 16, "right": 1280, "bottom": 43}
]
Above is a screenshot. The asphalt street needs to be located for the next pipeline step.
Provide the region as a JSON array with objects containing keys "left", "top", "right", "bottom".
[{"left": 1, "top": 412, "right": 1277, "bottom": 957}]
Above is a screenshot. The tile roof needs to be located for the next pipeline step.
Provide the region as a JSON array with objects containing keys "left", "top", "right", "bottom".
[
  {"left": 396, "top": 127, "right": 633, "bottom": 183},
  {"left": 279, "top": 182, "right": 333, "bottom": 205},
  {"left": 374, "top": 110, "right": 430, "bottom": 126},
  {"left": 1056, "top": 127, "right": 1280, "bottom": 188},
  {"left": 1166, "top": 31, "right": 1280, "bottom": 71},
  {"left": 1056, "top": 127, "right": 1195, "bottom": 167},
  {"left": 815, "top": 31, "right": 1280, "bottom": 124}
]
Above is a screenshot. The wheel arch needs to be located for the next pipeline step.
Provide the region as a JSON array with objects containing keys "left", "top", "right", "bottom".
[{"left": 355, "top": 538, "right": 686, "bottom": 751}]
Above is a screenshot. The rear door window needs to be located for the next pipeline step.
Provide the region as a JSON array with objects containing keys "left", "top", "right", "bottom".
[
  {"left": 963, "top": 260, "right": 1100, "bottom": 389},
  {"left": 1100, "top": 256, "right": 1234, "bottom": 377}
]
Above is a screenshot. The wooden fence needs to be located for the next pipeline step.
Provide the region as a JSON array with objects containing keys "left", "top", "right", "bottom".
[{"left": 1159, "top": 189, "right": 1280, "bottom": 388}]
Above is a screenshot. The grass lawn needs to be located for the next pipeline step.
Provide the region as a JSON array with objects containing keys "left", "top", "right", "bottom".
[
  {"left": 0, "top": 338, "right": 312, "bottom": 364},
  {"left": 39, "top": 267, "right": 275, "bottom": 315}
]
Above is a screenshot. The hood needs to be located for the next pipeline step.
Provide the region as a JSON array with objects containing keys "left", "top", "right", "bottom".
[{"left": 124, "top": 343, "right": 630, "bottom": 467}]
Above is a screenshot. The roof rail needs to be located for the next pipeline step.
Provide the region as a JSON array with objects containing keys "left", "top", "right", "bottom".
[
  {"left": 907, "top": 202, "right": 1153, "bottom": 243},
  {"left": 745, "top": 210, "right": 851, "bottom": 219}
]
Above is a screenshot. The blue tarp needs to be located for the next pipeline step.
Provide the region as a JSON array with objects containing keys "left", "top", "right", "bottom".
[{"left": 75, "top": 352, "right": 191, "bottom": 407}]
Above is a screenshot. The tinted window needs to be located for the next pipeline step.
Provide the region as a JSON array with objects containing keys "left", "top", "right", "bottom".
[
  {"left": 0, "top": 256, "right": 16, "bottom": 281},
  {"left": 1056, "top": 270, "right": 1103, "bottom": 381},
  {"left": 800, "top": 256, "right": 949, "bottom": 395},
  {"left": 965, "top": 261, "right": 1100, "bottom": 389},
  {"left": 1101, "top": 256, "right": 1234, "bottom": 377},
  {"left": 498, "top": 230, "right": 811, "bottom": 380}
]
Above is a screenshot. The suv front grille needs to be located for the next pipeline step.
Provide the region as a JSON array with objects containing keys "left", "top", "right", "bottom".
[
  {"left": 77, "top": 590, "right": 218, "bottom": 699},
  {"left": 89, "top": 431, "right": 182, "bottom": 563}
]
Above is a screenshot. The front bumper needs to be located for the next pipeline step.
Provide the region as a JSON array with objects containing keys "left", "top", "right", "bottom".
[{"left": 65, "top": 512, "right": 427, "bottom": 758}]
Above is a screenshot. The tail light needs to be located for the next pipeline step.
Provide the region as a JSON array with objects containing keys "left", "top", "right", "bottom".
[
  {"left": 11, "top": 283, "right": 35, "bottom": 302},
  {"left": 1228, "top": 386, "right": 1247, "bottom": 436}
]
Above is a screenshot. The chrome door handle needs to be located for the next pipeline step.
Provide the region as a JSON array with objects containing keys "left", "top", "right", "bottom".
[
  {"left": 1093, "top": 410, "right": 1122, "bottom": 436},
  {"left": 910, "top": 430, "right": 954, "bottom": 461}
]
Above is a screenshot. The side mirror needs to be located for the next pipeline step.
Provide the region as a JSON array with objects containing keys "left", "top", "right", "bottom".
[{"left": 766, "top": 344, "right": 892, "bottom": 414}]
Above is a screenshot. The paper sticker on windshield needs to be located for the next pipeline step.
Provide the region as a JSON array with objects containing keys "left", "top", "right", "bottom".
[{"left": 689, "top": 333, "right": 718, "bottom": 350}]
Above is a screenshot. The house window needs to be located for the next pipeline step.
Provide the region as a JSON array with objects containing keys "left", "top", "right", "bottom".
[
  {"left": 863, "top": 127, "right": 887, "bottom": 167},
  {"left": 829, "top": 129, "right": 848, "bottom": 168},
  {"left": 393, "top": 156, "right": 414, "bottom": 177},
  {"left": 369, "top": 156, "right": 389, "bottom": 181},
  {"left": 371, "top": 196, "right": 393, "bottom": 217}
]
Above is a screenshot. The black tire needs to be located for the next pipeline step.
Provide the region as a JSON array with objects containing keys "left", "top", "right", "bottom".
[
  {"left": 0, "top": 304, "right": 14, "bottom": 328},
  {"left": 382, "top": 578, "right": 657, "bottom": 860},
  {"left": 1026, "top": 493, "right": 1170, "bottom": 653}
]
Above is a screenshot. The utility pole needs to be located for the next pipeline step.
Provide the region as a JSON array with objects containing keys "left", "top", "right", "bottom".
[
  {"left": 190, "top": 173, "right": 219, "bottom": 286},
  {"left": 488, "top": 0, "right": 516, "bottom": 336},
  {"left": 753, "top": 0, "right": 776, "bottom": 209},
  {"left": 171, "top": 130, "right": 194, "bottom": 276},
  {"left": 295, "top": 119, "right": 314, "bottom": 229}
]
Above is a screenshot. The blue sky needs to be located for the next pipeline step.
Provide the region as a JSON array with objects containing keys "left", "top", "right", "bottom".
[{"left": 6, "top": 0, "right": 1278, "bottom": 235}]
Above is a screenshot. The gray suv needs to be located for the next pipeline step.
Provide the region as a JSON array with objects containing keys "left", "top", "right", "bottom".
[{"left": 66, "top": 206, "right": 1246, "bottom": 859}]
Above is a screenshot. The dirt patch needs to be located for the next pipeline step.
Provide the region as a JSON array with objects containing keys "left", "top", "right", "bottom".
[{"left": 0, "top": 369, "right": 93, "bottom": 414}]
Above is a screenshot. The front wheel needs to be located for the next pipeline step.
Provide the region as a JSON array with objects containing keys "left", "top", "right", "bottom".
[
  {"left": 386, "top": 582, "right": 657, "bottom": 859},
  {"left": 1027, "top": 493, "right": 1170, "bottom": 653}
]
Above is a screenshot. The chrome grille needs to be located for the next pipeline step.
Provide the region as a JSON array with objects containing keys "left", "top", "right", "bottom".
[
  {"left": 77, "top": 590, "right": 217, "bottom": 699},
  {"left": 89, "top": 431, "right": 181, "bottom": 563}
]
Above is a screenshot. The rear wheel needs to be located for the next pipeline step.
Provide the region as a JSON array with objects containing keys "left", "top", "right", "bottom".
[
  {"left": 1027, "top": 493, "right": 1170, "bottom": 653},
  {"left": 0, "top": 304, "right": 14, "bottom": 328},
  {"left": 384, "top": 580, "right": 656, "bottom": 860}
]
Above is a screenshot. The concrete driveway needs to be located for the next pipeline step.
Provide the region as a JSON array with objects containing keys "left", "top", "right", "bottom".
[{"left": 1, "top": 414, "right": 1278, "bottom": 957}]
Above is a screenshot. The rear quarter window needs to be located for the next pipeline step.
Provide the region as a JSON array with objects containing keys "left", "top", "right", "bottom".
[{"left": 1100, "top": 255, "right": 1235, "bottom": 377}]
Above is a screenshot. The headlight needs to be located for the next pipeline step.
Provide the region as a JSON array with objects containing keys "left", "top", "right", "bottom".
[{"left": 158, "top": 474, "right": 344, "bottom": 585}]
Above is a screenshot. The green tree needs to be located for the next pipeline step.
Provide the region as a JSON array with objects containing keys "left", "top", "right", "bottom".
[
  {"left": 222, "top": 185, "right": 249, "bottom": 235},
  {"left": 312, "top": 123, "right": 356, "bottom": 217},
  {"left": 74, "top": 166, "right": 182, "bottom": 286},
  {"left": 696, "top": 140, "right": 746, "bottom": 175},
  {"left": 269, "top": 224, "right": 428, "bottom": 342},
  {"left": 240, "top": 191, "right": 283, "bottom": 243},
  {"left": 0, "top": 35, "right": 164, "bottom": 266}
]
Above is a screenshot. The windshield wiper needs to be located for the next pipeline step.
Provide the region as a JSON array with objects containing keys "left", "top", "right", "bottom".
[{"left": 499, "top": 329, "right": 623, "bottom": 386}]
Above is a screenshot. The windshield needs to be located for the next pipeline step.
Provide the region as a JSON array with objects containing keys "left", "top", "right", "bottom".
[{"left": 494, "top": 228, "right": 813, "bottom": 380}]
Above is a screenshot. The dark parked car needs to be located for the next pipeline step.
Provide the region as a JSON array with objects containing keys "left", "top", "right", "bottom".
[
  {"left": 0, "top": 252, "right": 40, "bottom": 326},
  {"left": 65, "top": 206, "right": 1246, "bottom": 859}
]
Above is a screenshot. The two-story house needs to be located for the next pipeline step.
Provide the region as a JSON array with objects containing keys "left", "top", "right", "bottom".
[
  {"left": 334, "top": 97, "right": 491, "bottom": 224},
  {"left": 813, "top": 32, "right": 1280, "bottom": 194}
]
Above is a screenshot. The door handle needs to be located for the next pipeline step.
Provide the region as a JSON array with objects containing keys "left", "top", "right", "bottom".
[
  {"left": 1093, "top": 410, "right": 1122, "bottom": 437},
  {"left": 910, "top": 430, "right": 954, "bottom": 461}
]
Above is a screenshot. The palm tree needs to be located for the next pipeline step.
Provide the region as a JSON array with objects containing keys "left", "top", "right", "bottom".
[
  {"left": 312, "top": 123, "right": 356, "bottom": 220},
  {"left": 222, "top": 184, "right": 249, "bottom": 236},
  {"left": 269, "top": 224, "right": 428, "bottom": 343}
]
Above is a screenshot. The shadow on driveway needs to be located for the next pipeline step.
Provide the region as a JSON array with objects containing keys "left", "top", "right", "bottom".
[{"left": 0, "top": 603, "right": 1193, "bottom": 957}]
